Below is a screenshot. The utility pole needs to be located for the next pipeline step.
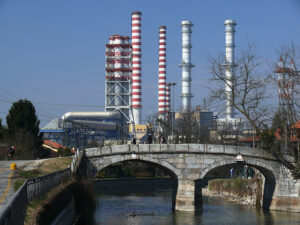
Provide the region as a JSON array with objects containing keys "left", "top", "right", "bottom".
[{"left": 169, "top": 82, "right": 177, "bottom": 143}]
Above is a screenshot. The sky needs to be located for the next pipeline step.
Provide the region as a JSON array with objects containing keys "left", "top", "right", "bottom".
[{"left": 0, "top": 0, "right": 300, "bottom": 127}]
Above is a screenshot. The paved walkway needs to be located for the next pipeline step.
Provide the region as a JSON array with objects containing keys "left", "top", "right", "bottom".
[{"left": 0, "top": 160, "right": 32, "bottom": 209}]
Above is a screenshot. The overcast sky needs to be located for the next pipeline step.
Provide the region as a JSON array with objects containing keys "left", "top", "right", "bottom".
[{"left": 1, "top": 0, "right": 300, "bottom": 126}]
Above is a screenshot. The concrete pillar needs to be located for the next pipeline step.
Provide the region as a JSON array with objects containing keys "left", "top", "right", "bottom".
[{"left": 175, "top": 179, "right": 202, "bottom": 212}]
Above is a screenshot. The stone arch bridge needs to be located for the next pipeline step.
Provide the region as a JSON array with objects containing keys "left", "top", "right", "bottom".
[{"left": 84, "top": 144, "right": 300, "bottom": 213}]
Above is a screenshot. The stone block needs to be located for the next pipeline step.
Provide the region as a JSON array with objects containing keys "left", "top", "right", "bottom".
[
  {"left": 188, "top": 144, "right": 205, "bottom": 152},
  {"left": 206, "top": 145, "right": 225, "bottom": 154},
  {"left": 139, "top": 144, "right": 149, "bottom": 152},
  {"left": 173, "top": 158, "right": 185, "bottom": 164},
  {"left": 176, "top": 144, "right": 189, "bottom": 152},
  {"left": 167, "top": 144, "right": 176, "bottom": 151},
  {"left": 187, "top": 163, "right": 200, "bottom": 169},
  {"left": 110, "top": 156, "right": 122, "bottom": 164},
  {"left": 149, "top": 144, "right": 161, "bottom": 152},
  {"left": 176, "top": 163, "right": 187, "bottom": 169},
  {"left": 129, "top": 144, "right": 138, "bottom": 152},
  {"left": 160, "top": 144, "right": 169, "bottom": 151},
  {"left": 101, "top": 146, "right": 111, "bottom": 155},
  {"left": 185, "top": 157, "right": 198, "bottom": 164},
  {"left": 111, "top": 145, "right": 129, "bottom": 153},
  {"left": 203, "top": 158, "right": 214, "bottom": 164}
]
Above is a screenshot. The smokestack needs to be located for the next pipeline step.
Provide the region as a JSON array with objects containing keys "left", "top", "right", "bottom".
[
  {"left": 131, "top": 12, "right": 142, "bottom": 124},
  {"left": 224, "top": 20, "right": 236, "bottom": 120},
  {"left": 179, "top": 21, "right": 194, "bottom": 113},
  {"left": 158, "top": 26, "right": 167, "bottom": 120}
]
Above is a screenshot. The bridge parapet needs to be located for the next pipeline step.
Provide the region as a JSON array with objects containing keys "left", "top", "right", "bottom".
[{"left": 85, "top": 144, "right": 276, "bottom": 161}]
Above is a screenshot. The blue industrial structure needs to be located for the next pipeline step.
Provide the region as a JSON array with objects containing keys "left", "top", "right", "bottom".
[{"left": 40, "top": 112, "right": 126, "bottom": 149}]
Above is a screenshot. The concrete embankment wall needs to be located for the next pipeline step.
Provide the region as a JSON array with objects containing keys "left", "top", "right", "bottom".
[{"left": 51, "top": 196, "right": 76, "bottom": 225}]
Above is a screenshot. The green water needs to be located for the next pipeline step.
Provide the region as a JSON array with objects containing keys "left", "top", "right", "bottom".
[{"left": 93, "top": 180, "right": 300, "bottom": 225}]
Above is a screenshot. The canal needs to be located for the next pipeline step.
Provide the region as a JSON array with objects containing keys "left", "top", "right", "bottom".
[{"left": 93, "top": 179, "right": 300, "bottom": 225}]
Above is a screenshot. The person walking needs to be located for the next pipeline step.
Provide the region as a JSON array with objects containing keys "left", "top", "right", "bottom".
[
  {"left": 147, "top": 133, "right": 153, "bottom": 144},
  {"left": 230, "top": 168, "right": 234, "bottom": 178},
  {"left": 7, "top": 145, "right": 16, "bottom": 160},
  {"left": 131, "top": 135, "right": 136, "bottom": 144}
]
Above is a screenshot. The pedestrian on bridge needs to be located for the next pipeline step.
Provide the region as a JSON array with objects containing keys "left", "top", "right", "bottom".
[
  {"left": 131, "top": 135, "right": 136, "bottom": 144},
  {"left": 147, "top": 133, "right": 153, "bottom": 144}
]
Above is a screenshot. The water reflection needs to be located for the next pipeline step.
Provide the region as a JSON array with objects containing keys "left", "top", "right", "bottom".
[{"left": 93, "top": 179, "right": 300, "bottom": 225}]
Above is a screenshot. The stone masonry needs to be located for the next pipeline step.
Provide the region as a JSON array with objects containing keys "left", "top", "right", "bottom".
[{"left": 85, "top": 144, "right": 300, "bottom": 213}]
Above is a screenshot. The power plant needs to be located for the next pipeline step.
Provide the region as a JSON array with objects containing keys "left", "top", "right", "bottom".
[{"left": 41, "top": 12, "right": 246, "bottom": 147}]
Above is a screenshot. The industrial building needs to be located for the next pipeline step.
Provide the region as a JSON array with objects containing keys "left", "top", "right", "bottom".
[{"left": 40, "top": 112, "right": 125, "bottom": 149}]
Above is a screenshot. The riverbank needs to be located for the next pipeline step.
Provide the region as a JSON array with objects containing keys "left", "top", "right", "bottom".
[{"left": 202, "top": 178, "right": 262, "bottom": 206}]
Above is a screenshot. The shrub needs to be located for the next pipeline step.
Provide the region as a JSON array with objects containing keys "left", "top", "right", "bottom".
[{"left": 57, "top": 147, "right": 73, "bottom": 157}]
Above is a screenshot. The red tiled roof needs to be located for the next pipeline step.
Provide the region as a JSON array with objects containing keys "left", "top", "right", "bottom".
[
  {"left": 290, "top": 120, "right": 300, "bottom": 129},
  {"left": 239, "top": 136, "right": 260, "bottom": 142},
  {"left": 43, "top": 140, "right": 66, "bottom": 150}
]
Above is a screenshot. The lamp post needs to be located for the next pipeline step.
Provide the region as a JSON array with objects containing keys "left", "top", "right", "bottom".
[{"left": 169, "top": 82, "right": 177, "bottom": 143}]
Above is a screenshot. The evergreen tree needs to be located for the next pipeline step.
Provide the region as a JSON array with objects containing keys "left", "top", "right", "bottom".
[
  {"left": 6, "top": 99, "right": 44, "bottom": 159},
  {"left": 0, "top": 118, "right": 5, "bottom": 140}
]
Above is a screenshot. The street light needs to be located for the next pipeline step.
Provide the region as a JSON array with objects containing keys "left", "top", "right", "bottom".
[{"left": 168, "top": 82, "right": 177, "bottom": 144}]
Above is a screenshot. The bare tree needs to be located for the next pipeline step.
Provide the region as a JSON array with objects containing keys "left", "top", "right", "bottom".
[
  {"left": 209, "top": 43, "right": 293, "bottom": 167},
  {"left": 173, "top": 108, "right": 211, "bottom": 144},
  {"left": 210, "top": 43, "right": 270, "bottom": 132}
]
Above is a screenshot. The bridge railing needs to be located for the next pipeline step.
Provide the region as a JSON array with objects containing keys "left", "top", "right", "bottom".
[{"left": 0, "top": 168, "right": 71, "bottom": 225}]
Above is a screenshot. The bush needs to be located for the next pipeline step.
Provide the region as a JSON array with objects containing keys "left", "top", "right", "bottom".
[{"left": 57, "top": 147, "right": 73, "bottom": 157}]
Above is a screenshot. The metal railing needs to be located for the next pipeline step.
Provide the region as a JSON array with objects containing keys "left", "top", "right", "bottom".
[
  {"left": 71, "top": 149, "right": 84, "bottom": 173},
  {"left": 0, "top": 168, "right": 71, "bottom": 225},
  {"left": 27, "top": 168, "right": 71, "bottom": 201}
]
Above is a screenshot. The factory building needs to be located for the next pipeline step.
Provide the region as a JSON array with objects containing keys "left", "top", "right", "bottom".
[{"left": 40, "top": 112, "right": 125, "bottom": 149}]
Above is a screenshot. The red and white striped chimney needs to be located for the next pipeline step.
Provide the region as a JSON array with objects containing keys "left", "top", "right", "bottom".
[
  {"left": 158, "top": 26, "right": 167, "bottom": 119},
  {"left": 131, "top": 12, "right": 142, "bottom": 125}
]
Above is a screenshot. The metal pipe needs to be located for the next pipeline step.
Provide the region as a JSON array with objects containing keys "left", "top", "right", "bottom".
[
  {"left": 61, "top": 112, "right": 121, "bottom": 121},
  {"left": 224, "top": 19, "right": 237, "bottom": 119},
  {"left": 169, "top": 82, "right": 177, "bottom": 143},
  {"left": 179, "top": 21, "right": 194, "bottom": 113}
]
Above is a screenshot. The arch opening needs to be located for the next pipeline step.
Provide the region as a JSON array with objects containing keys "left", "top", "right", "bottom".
[
  {"left": 199, "top": 160, "right": 276, "bottom": 210},
  {"left": 92, "top": 158, "right": 179, "bottom": 210}
]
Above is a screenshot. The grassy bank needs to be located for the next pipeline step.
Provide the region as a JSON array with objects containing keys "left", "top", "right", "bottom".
[{"left": 13, "top": 157, "right": 72, "bottom": 191}]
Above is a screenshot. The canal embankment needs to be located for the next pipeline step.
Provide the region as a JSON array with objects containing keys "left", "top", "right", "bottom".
[
  {"left": 26, "top": 177, "right": 96, "bottom": 225},
  {"left": 9, "top": 157, "right": 97, "bottom": 225}
]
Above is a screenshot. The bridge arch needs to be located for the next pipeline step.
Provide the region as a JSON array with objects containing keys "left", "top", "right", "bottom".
[
  {"left": 199, "top": 158, "right": 278, "bottom": 209},
  {"left": 94, "top": 154, "right": 181, "bottom": 179}
]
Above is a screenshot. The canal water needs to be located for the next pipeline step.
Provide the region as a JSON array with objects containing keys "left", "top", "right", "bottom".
[{"left": 93, "top": 179, "right": 300, "bottom": 225}]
